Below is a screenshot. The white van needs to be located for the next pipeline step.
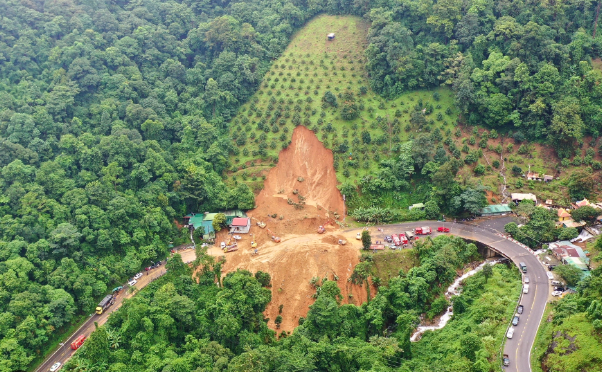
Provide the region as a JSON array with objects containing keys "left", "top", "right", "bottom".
[{"left": 523, "top": 284, "right": 529, "bottom": 294}]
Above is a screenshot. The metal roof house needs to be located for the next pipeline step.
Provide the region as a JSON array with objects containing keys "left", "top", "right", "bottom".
[
  {"left": 480, "top": 204, "right": 512, "bottom": 216},
  {"left": 409, "top": 203, "right": 425, "bottom": 210},
  {"left": 230, "top": 217, "right": 251, "bottom": 233},
  {"left": 223, "top": 210, "right": 246, "bottom": 225}
]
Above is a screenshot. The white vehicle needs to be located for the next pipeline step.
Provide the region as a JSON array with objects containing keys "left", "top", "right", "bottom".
[
  {"left": 220, "top": 242, "right": 226, "bottom": 249},
  {"left": 552, "top": 291, "right": 563, "bottom": 297},
  {"left": 507, "top": 327, "right": 515, "bottom": 339},
  {"left": 551, "top": 280, "right": 562, "bottom": 286},
  {"left": 523, "top": 284, "right": 529, "bottom": 294},
  {"left": 134, "top": 272, "right": 143, "bottom": 279},
  {"left": 128, "top": 279, "right": 137, "bottom": 286},
  {"left": 50, "top": 362, "right": 62, "bottom": 371},
  {"left": 355, "top": 232, "right": 362, "bottom": 240},
  {"left": 524, "top": 276, "right": 530, "bottom": 284}
]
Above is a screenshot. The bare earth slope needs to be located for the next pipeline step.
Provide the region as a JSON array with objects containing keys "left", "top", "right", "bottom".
[{"left": 209, "top": 126, "right": 366, "bottom": 332}]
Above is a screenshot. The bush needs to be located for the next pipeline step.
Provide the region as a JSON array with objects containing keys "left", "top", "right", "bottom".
[
  {"left": 512, "top": 165, "right": 522, "bottom": 176},
  {"left": 492, "top": 160, "right": 500, "bottom": 168},
  {"left": 474, "top": 164, "right": 486, "bottom": 175}
]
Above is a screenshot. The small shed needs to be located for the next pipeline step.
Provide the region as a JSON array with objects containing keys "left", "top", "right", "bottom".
[
  {"left": 480, "top": 204, "right": 512, "bottom": 216},
  {"left": 511, "top": 193, "right": 537, "bottom": 204},
  {"left": 409, "top": 203, "right": 425, "bottom": 211},
  {"left": 327, "top": 33, "right": 335, "bottom": 40},
  {"left": 544, "top": 175, "right": 554, "bottom": 182},
  {"left": 230, "top": 217, "right": 251, "bottom": 233}
]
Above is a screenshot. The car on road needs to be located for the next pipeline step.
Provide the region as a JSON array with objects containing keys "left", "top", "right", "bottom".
[
  {"left": 128, "top": 279, "right": 137, "bottom": 286},
  {"left": 437, "top": 226, "right": 450, "bottom": 233},
  {"left": 50, "top": 362, "right": 62, "bottom": 371},
  {"left": 524, "top": 276, "right": 529, "bottom": 284},
  {"left": 503, "top": 354, "right": 510, "bottom": 367},
  {"left": 552, "top": 291, "right": 563, "bottom": 297},
  {"left": 523, "top": 284, "right": 529, "bottom": 294},
  {"left": 507, "top": 327, "right": 515, "bottom": 339},
  {"left": 517, "top": 305, "right": 524, "bottom": 314},
  {"left": 512, "top": 316, "right": 520, "bottom": 326},
  {"left": 134, "top": 272, "right": 143, "bottom": 280}
]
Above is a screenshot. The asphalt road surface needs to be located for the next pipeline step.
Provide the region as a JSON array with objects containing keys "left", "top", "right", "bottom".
[
  {"left": 358, "top": 221, "right": 548, "bottom": 372},
  {"left": 34, "top": 249, "right": 196, "bottom": 372}
]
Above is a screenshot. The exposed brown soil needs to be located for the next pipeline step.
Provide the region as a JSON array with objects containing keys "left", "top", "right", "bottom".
[{"left": 208, "top": 126, "right": 367, "bottom": 333}]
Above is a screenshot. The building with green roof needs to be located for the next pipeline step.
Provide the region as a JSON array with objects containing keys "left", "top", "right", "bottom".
[{"left": 480, "top": 204, "right": 512, "bottom": 216}]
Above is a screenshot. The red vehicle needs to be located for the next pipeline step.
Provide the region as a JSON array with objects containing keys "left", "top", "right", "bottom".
[
  {"left": 415, "top": 226, "right": 432, "bottom": 235},
  {"left": 437, "top": 227, "right": 450, "bottom": 233},
  {"left": 392, "top": 234, "right": 401, "bottom": 246},
  {"left": 71, "top": 335, "right": 86, "bottom": 350},
  {"left": 398, "top": 233, "right": 409, "bottom": 245}
]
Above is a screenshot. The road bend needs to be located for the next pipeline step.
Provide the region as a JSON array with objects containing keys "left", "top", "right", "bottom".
[{"left": 355, "top": 221, "right": 548, "bottom": 372}]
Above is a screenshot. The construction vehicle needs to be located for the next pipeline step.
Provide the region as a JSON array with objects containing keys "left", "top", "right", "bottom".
[
  {"left": 71, "top": 335, "right": 86, "bottom": 350},
  {"left": 256, "top": 221, "right": 266, "bottom": 228},
  {"left": 437, "top": 227, "right": 450, "bottom": 233},
  {"left": 317, "top": 226, "right": 325, "bottom": 234},
  {"left": 267, "top": 228, "right": 281, "bottom": 243},
  {"left": 415, "top": 226, "right": 432, "bottom": 235},
  {"left": 338, "top": 239, "right": 346, "bottom": 245},
  {"left": 251, "top": 240, "right": 257, "bottom": 248},
  {"left": 96, "top": 294, "right": 115, "bottom": 315}
]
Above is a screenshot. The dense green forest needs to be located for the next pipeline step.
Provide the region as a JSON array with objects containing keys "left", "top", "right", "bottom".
[
  {"left": 2, "top": 0, "right": 602, "bottom": 369},
  {"left": 65, "top": 236, "right": 521, "bottom": 371}
]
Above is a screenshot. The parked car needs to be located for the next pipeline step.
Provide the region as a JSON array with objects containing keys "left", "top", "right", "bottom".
[
  {"left": 134, "top": 272, "right": 143, "bottom": 280},
  {"left": 384, "top": 236, "right": 393, "bottom": 243},
  {"left": 503, "top": 354, "right": 510, "bottom": 367},
  {"left": 512, "top": 316, "right": 520, "bottom": 326},
  {"left": 523, "top": 284, "right": 529, "bottom": 294},
  {"left": 50, "top": 362, "right": 62, "bottom": 372},
  {"left": 524, "top": 276, "right": 529, "bottom": 284},
  {"left": 555, "top": 286, "right": 565, "bottom": 292},
  {"left": 507, "top": 327, "right": 515, "bottom": 339},
  {"left": 517, "top": 305, "right": 524, "bottom": 314},
  {"left": 128, "top": 279, "right": 137, "bottom": 286},
  {"left": 552, "top": 291, "right": 563, "bottom": 297},
  {"left": 548, "top": 265, "right": 556, "bottom": 271}
]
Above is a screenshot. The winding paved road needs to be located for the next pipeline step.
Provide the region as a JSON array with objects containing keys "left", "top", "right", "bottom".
[
  {"left": 359, "top": 221, "right": 548, "bottom": 372},
  {"left": 35, "top": 221, "right": 546, "bottom": 372}
]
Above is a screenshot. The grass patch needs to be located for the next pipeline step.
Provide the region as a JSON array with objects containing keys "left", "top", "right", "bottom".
[
  {"left": 227, "top": 14, "right": 458, "bottom": 188},
  {"left": 370, "top": 249, "right": 419, "bottom": 285}
]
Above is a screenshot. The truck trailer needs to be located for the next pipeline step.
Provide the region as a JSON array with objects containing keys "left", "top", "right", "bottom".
[{"left": 96, "top": 294, "right": 115, "bottom": 315}]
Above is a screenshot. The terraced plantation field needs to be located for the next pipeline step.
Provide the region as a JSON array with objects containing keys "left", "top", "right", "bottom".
[{"left": 227, "top": 14, "right": 459, "bottom": 188}]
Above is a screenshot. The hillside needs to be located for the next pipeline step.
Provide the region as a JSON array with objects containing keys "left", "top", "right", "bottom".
[{"left": 227, "top": 14, "right": 458, "bottom": 189}]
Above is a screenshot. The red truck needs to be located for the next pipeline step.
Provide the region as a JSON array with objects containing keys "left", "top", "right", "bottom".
[
  {"left": 415, "top": 226, "right": 432, "bottom": 235},
  {"left": 71, "top": 335, "right": 86, "bottom": 350},
  {"left": 398, "top": 233, "right": 409, "bottom": 245},
  {"left": 392, "top": 234, "right": 401, "bottom": 246},
  {"left": 437, "top": 227, "right": 450, "bottom": 233}
]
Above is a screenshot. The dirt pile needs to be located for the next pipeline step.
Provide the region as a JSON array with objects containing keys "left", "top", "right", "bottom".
[
  {"left": 207, "top": 126, "right": 368, "bottom": 332},
  {"left": 248, "top": 125, "right": 346, "bottom": 241}
]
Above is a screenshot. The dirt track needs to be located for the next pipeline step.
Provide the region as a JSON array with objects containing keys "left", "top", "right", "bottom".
[{"left": 210, "top": 126, "right": 367, "bottom": 332}]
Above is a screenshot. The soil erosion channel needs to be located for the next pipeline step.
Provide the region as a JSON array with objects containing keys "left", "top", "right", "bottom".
[{"left": 209, "top": 126, "right": 367, "bottom": 332}]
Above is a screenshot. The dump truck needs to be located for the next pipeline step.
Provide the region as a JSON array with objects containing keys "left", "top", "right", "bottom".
[
  {"left": 317, "top": 226, "right": 325, "bottom": 234},
  {"left": 71, "top": 335, "right": 86, "bottom": 350},
  {"left": 338, "top": 239, "right": 346, "bottom": 245},
  {"left": 415, "top": 226, "right": 431, "bottom": 235},
  {"left": 96, "top": 294, "right": 115, "bottom": 315},
  {"left": 256, "top": 221, "right": 266, "bottom": 228}
]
